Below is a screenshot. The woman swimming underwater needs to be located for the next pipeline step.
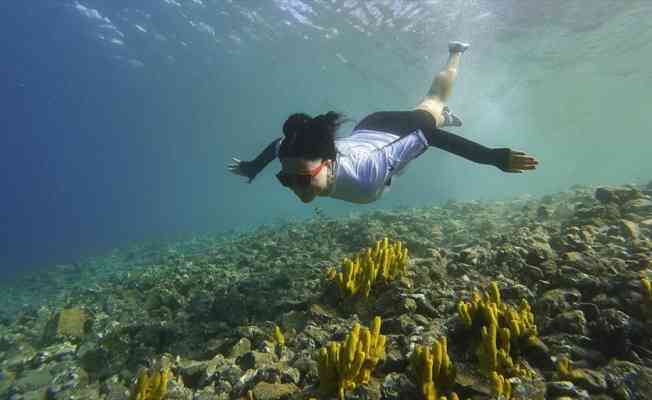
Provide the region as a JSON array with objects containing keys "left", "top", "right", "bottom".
[{"left": 228, "top": 41, "right": 538, "bottom": 204}]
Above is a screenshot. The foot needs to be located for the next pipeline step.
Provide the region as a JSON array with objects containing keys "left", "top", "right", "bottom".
[
  {"left": 440, "top": 106, "right": 463, "bottom": 127},
  {"left": 449, "top": 41, "right": 470, "bottom": 54}
]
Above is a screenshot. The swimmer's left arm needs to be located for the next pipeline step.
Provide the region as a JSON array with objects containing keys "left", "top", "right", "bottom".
[
  {"left": 425, "top": 128, "right": 538, "bottom": 173},
  {"left": 501, "top": 150, "right": 539, "bottom": 173}
]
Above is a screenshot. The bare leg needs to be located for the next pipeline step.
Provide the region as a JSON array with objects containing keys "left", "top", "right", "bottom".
[
  {"left": 428, "top": 51, "right": 461, "bottom": 100},
  {"left": 416, "top": 42, "right": 468, "bottom": 127}
]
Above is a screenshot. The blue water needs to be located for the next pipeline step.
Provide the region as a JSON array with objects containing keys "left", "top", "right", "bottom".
[{"left": 1, "top": 0, "right": 652, "bottom": 278}]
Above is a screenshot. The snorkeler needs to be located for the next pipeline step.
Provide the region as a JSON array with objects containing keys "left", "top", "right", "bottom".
[{"left": 228, "top": 41, "right": 538, "bottom": 204}]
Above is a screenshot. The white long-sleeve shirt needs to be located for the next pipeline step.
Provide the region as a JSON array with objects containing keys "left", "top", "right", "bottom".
[{"left": 326, "top": 129, "right": 429, "bottom": 203}]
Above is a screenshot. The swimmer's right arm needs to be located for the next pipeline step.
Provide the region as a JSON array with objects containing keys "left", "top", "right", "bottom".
[{"left": 227, "top": 137, "right": 283, "bottom": 183}]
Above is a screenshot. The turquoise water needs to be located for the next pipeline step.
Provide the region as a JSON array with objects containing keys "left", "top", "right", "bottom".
[
  {"left": 1, "top": 0, "right": 650, "bottom": 320},
  {"left": 1, "top": 2, "right": 652, "bottom": 399},
  {"left": 2, "top": 0, "right": 651, "bottom": 280}
]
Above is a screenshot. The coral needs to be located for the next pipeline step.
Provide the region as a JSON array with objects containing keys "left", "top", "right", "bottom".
[
  {"left": 556, "top": 356, "right": 586, "bottom": 381},
  {"left": 491, "top": 371, "right": 512, "bottom": 399},
  {"left": 56, "top": 307, "right": 88, "bottom": 338},
  {"left": 273, "top": 325, "right": 285, "bottom": 347},
  {"left": 326, "top": 238, "right": 409, "bottom": 299},
  {"left": 317, "top": 316, "right": 386, "bottom": 400},
  {"left": 640, "top": 275, "right": 652, "bottom": 318},
  {"left": 129, "top": 360, "right": 172, "bottom": 400},
  {"left": 410, "top": 337, "right": 460, "bottom": 400},
  {"left": 457, "top": 282, "right": 538, "bottom": 380}
]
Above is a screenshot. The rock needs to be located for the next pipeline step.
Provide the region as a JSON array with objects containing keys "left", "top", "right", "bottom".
[
  {"left": 193, "top": 386, "right": 221, "bottom": 400},
  {"left": 302, "top": 324, "right": 330, "bottom": 345},
  {"left": 253, "top": 366, "right": 301, "bottom": 385},
  {"left": 30, "top": 342, "right": 77, "bottom": 368},
  {"left": 291, "top": 356, "right": 318, "bottom": 384},
  {"left": 213, "top": 293, "right": 248, "bottom": 325},
  {"left": 501, "top": 283, "right": 535, "bottom": 304},
  {"left": 571, "top": 345, "right": 607, "bottom": 366},
  {"left": 0, "top": 335, "right": 12, "bottom": 352},
  {"left": 603, "top": 360, "right": 652, "bottom": 400},
  {"left": 308, "top": 304, "right": 336, "bottom": 324},
  {"left": 538, "top": 289, "right": 582, "bottom": 316},
  {"left": 537, "top": 205, "right": 552, "bottom": 220},
  {"left": 509, "top": 376, "right": 547, "bottom": 400},
  {"left": 521, "top": 265, "right": 545, "bottom": 282},
  {"left": 382, "top": 315, "right": 420, "bottom": 336},
  {"left": 595, "top": 187, "right": 643, "bottom": 205},
  {"left": 561, "top": 251, "right": 584, "bottom": 264},
  {"left": 522, "top": 336, "right": 553, "bottom": 370},
  {"left": 378, "top": 337, "right": 408, "bottom": 374},
  {"left": 381, "top": 372, "right": 418, "bottom": 400},
  {"left": 77, "top": 339, "right": 108, "bottom": 375},
  {"left": 352, "top": 381, "right": 382, "bottom": 400},
  {"left": 3, "top": 344, "right": 37, "bottom": 375},
  {"left": 214, "top": 362, "right": 243, "bottom": 387},
  {"left": 11, "top": 368, "right": 53, "bottom": 394},
  {"left": 457, "top": 245, "right": 491, "bottom": 266},
  {"left": 251, "top": 382, "right": 298, "bottom": 400},
  {"left": 0, "top": 369, "right": 16, "bottom": 396},
  {"left": 588, "top": 395, "right": 616, "bottom": 400},
  {"left": 539, "top": 260, "right": 559, "bottom": 277},
  {"left": 622, "top": 198, "right": 652, "bottom": 214},
  {"left": 571, "top": 368, "right": 608, "bottom": 393},
  {"left": 279, "top": 311, "right": 309, "bottom": 333},
  {"left": 236, "top": 351, "right": 276, "bottom": 371},
  {"left": 595, "top": 309, "right": 632, "bottom": 357},
  {"left": 619, "top": 220, "right": 640, "bottom": 240},
  {"left": 165, "top": 378, "right": 193, "bottom": 400},
  {"left": 177, "top": 356, "right": 227, "bottom": 388},
  {"left": 48, "top": 383, "right": 101, "bottom": 400},
  {"left": 546, "top": 381, "right": 590, "bottom": 399},
  {"left": 551, "top": 310, "right": 587, "bottom": 335},
  {"left": 374, "top": 290, "right": 417, "bottom": 317},
  {"left": 557, "top": 266, "right": 604, "bottom": 296},
  {"left": 235, "top": 326, "right": 269, "bottom": 348},
  {"left": 99, "top": 380, "right": 129, "bottom": 400},
  {"left": 577, "top": 302, "right": 602, "bottom": 321},
  {"left": 213, "top": 380, "right": 232, "bottom": 399},
  {"left": 411, "top": 295, "right": 439, "bottom": 319},
  {"left": 227, "top": 338, "right": 252, "bottom": 359},
  {"left": 188, "top": 290, "right": 214, "bottom": 318},
  {"left": 47, "top": 364, "right": 89, "bottom": 396},
  {"left": 16, "top": 389, "right": 49, "bottom": 400}
]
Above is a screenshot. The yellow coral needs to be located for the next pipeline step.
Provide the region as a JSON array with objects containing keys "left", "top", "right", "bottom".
[
  {"left": 642, "top": 276, "right": 652, "bottom": 298},
  {"left": 328, "top": 238, "right": 409, "bottom": 299},
  {"left": 273, "top": 325, "right": 285, "bottom": 347},
  {"left": 458, "top": 281, "right": 538, "bottom": 380},
  {"left": 556, "top": 356, "right": 586, "bottom": 381},
  {"left": 640, "top": 275, "right": 652, "bottom": 318},
  {"left": 491, "top": 371, "right": 512, "bottom": 399},
  {"left": 317, "top": 316, "right": 386, "bottom": 400},
  {"left": 478, "top": 317, "right": 498, "bottom": 374},
  {"left": 129, "top": 361, "right": 172, "bottom": 400},
  {"left": 411, "top": 337, "right": 460, "bottom": 400}
]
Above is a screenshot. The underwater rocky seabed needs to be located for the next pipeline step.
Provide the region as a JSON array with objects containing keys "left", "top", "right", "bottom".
[{"left": 2, "top": 181, "right": 652, "bottom": 400}]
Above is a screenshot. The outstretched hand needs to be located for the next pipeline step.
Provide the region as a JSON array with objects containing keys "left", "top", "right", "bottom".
[
  {"left": 504, "top": 150, "right": 538, "bottom": 173},
  {"left": 227, "top": 157, "right": 254, "bottom": 183}
]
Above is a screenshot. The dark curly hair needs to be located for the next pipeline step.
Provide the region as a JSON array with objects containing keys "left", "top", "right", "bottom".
[{"left": 278, "top": 111, "right": 345, "bottom": 160}]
